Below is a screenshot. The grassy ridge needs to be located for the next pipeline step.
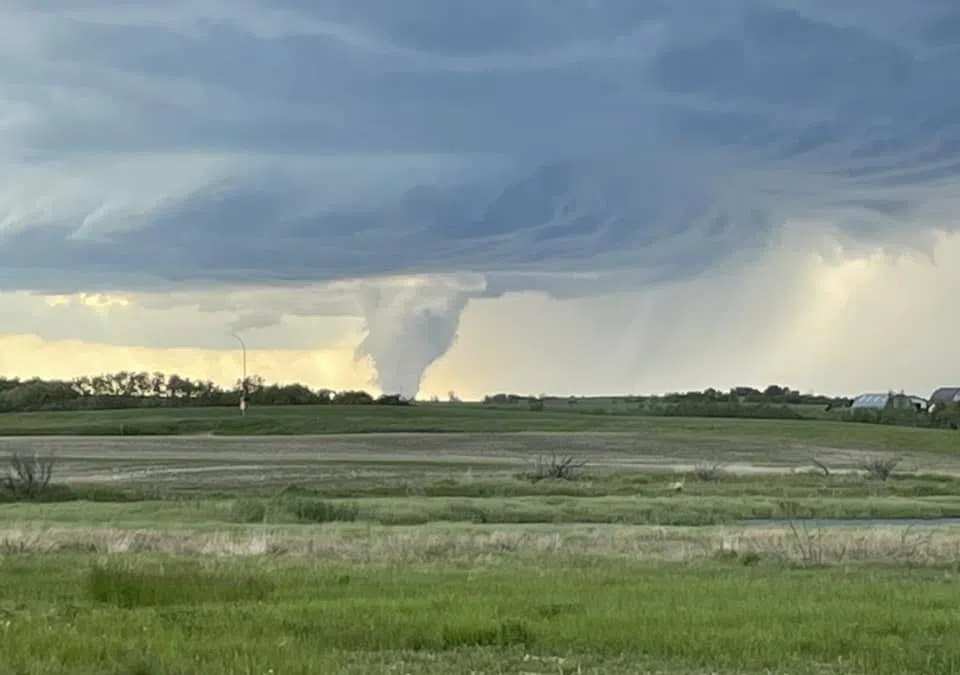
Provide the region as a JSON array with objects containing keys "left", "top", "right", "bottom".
[
  {"left": 1, "top": 404, "right": 960, "bottom": 454},
  {"left": 1, "top": 555, "right": 958, "bottom": 674},
  {"left": 7, "top": 492, "right": 960, "bottom": 529},
  {"left": 8, "top": 471, "right": 960, "bottom": 527}
]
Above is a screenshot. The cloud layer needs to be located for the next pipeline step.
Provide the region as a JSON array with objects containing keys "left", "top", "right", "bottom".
[{"left": 2, "top": 1, "right": 959, "bottom": 395}]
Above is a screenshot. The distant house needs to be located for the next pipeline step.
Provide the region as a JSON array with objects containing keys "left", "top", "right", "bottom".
[
  {"left": 851, "top": 392, "right": 927, "bottom": 412},
  {"left": 929, "top": 387, "right": 960, "bottom": 410}
]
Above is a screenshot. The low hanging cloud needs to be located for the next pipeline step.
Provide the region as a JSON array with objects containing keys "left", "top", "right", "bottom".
[{"left": 1, "top": 1, "right": 960, "bottom": 395}]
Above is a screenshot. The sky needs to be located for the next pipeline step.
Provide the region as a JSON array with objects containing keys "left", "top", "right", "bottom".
[{"left": 1, "top": 1, "right": 960, "bottom": 400}]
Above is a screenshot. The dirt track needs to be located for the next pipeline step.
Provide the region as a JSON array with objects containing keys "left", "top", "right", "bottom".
[{"left": 0, "top": 432, "right": 949, "bottom": 485}]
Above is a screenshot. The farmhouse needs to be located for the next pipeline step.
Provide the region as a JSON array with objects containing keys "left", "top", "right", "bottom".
[{"left": 850, "top": 392, "right": 927, "bottom": 411}]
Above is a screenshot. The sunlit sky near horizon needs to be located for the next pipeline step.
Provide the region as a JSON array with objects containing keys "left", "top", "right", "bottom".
[{"left": 2, "top": 1, "right": 960, "bottom": 400}]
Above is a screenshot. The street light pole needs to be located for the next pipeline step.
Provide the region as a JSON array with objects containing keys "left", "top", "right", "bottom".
[{"left": 230, "top": 333, "right": 247, "bottom": 415}]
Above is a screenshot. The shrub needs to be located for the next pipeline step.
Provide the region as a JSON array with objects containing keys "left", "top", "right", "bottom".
[
  {"left": 87, "top": 562, "right": 273, "bottom": 608},
  {"left": 862, "top": 456, "right": 900, "bottom": 481},
  {"left": 840, "top": 406, "right": 935, "bottom": 428},
  {"left": 230, "top": 498, "right": 266, "bottom": 523},
  {"left": 0, "top": 483, "right": 76, "bottom": 503},
  {"left": 4, "top": 450, "right": 55, "bottom": 497},
  {"left": 930, "top": 403, "right": 960, "bottom": 430},
  {"left": 694, "top": 463, "right": 726, "bottom": 482},
  {"left": 527, "top": 454, "right": 586, "bottom": 481},
  {"left": 284, "top": 498, "right": 359, "bottom": 523},
  {"left": 0, "top": 450, "right": 74, "bottom": 501}
]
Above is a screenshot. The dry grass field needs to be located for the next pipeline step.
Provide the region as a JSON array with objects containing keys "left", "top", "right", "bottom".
[{"left": 5, "top": 428, "right": 960, "bottom": 486}]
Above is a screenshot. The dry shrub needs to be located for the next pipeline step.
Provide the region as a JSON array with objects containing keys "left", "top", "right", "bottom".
[
  {"left": 4, "top": 451, "right": 56, "bottom": 498},
  {"left": 693, "top": 462, "right": 726, "bottom": 482},
  {"left": 528, "top": 454, "right": 586, "bottom": 481},
  {"left": 861, "top": 456, "right": 901, "bottom": 481}
]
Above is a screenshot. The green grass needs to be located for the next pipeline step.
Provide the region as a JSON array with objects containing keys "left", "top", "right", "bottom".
[
  {"left": 229, "top": 470, "right": 960, "bottom": 501},
  {"left": 6, "top": 489, "right": 960, "bottom": 529},
  {"left": 86, "top": 560, "right": 274, "bottom": 608},
  {"left": 0, "top": 554, "right": 958, "bottom": 674},
  {"left": 9, "top": 470, "right": 960, "bottom": 528},
  {"left": 1, "top": 404, "right": 960, "bottom": 455}
]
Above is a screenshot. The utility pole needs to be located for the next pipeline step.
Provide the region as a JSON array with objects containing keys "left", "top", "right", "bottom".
[{"left": 230, "top": 333, "right": 247, "bottom": 415}]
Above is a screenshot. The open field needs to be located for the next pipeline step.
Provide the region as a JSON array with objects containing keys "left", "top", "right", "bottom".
[
  {"left": 2, "top": 416, "right": 960, "bottom": 673},
  {"left": 2, "top": 536, "right": 960, "bottom": 674},
  {"left": 3, "top": 430, "right": 960, "bottom": 526},
  {"left": 0, "top": 403, "right": 958, "bottom": 451}
]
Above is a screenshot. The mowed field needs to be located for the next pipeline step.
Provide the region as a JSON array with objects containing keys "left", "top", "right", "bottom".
[
  {"left": 0, "top": 401, "right": 926, "bottom": 439},
  {"left": 2, "top": 405, "right": 960, "bottom": 673}
]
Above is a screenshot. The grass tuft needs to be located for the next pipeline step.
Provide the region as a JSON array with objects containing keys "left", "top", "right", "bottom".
[
  {"left": 282, "top": 497, "right": 359, "bottom": 523},
  {"left": 86, "top": 561, "right": 273, "bottom": 608},
  {"left": 229, "top": 498, "right": 266, "bottom": 523},
  {"left": 439, "top": 618, "right": 536, "bottom": 649}
]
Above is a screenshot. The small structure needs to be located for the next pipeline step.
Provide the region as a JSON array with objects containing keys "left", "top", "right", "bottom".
[
  {"left": 850, "top": 392, "right": 927, "bottom": 412},
  {"left": 850, "top": 393, "right": 890, "bottom": 410}
]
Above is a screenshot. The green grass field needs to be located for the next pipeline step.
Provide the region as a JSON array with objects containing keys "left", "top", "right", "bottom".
[
  {"left": 7, "top": 470, "right": 960, "bottom": 528},
  {"left": 1, "top": 403, "right": 959, "bottom": 455},
  {"left": 2, "top": 406, "right": 960, "bottom": 673},
  {"left": 2, "top": 554, "right": 958, "bottom": 674}
]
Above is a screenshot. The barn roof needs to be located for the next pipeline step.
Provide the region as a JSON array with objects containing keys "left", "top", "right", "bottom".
[
  {"left": 930, "top": 387, "right": 960, "bottom": 404},
  {"left": 851, "top": 392, "right": 926, "bottom": 409},
  {"left": 851, "top": 393, "right": 890, "bottom": 408}
]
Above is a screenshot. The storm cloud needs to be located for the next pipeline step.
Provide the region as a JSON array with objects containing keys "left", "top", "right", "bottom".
[{"left": 1, "top": 1, "right": 959, "bottom": 395}]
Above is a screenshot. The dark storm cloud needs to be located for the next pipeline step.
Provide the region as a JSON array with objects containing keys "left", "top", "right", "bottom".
[{"left": 1, "top": 0, "right": 958, "bottom": 394}]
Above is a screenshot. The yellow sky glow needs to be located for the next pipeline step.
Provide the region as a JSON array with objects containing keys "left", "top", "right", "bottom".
[
  {"left": 3, "top": 230, "right": 960, "bottom": 400},
  {"left": 0, "top": 334, "right": 379, "bottom": 393}
]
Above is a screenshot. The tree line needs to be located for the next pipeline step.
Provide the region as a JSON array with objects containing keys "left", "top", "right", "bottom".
[
  {"left": 484, "top": 385, "right": 852, "bottom": 408},
  {"left": 0, "top": 372, "right": 409, "bottom": 412}
]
